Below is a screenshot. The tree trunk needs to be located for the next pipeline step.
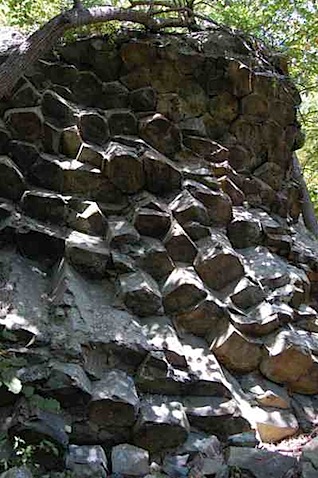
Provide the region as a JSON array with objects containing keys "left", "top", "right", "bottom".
[
  {"left": 0, "top": 5, "right": 188, "bottom": 101},
  {"left": 292, "top": 153, "right": 318, "bottom": 237}
]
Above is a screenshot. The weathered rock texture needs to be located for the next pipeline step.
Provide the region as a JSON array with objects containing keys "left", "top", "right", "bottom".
[{"left": 0, "top": 27, "right": 317, "bottom": 477}]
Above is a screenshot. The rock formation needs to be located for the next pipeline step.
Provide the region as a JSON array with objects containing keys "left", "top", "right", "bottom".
[{"left": 0, "top": 27, "right": 317, "bottom": 477}]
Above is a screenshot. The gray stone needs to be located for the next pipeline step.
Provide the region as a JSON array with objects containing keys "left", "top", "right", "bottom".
[
  {"left": 21, "top": 190, "right": 66, "bottom": 224},
  {"left": 76, "top": 143, "right": 105, "bottom": 168},
  {"left": 227, "top": 447, "right": 297, "bottom": 478},
  {"left": 44, "top": 362, "right": 92, "bottom": 407},
  {"left": 141, "top": 315, "right": 186, "bottom": 368},
  {"left": 0, "top": 156, "right": 25, "bottom": 201},
  {"left": 66, "top": 230, "right": 110, "bottom": 278},
  {"left": 183, "top": 221, "right": 210, "bottom": 241},
  {"left": 140, "top": 113, "right": 182, "bottom": 157},
  {"left": 162, "top": 267, "right": 207, "bottom": 315},
  {"left": 227, "top": 208, "right": 263, "bottom": 248},
  {"left": 5, "top": 107, "right": 43, "bottom": 142},
  {"left": 183, "top": 135, "right": 229, "bottom": 162},
  {"left": 120, "top": 271, "right": 162, "bottom": 317},
  {"left": 134, "top": 396, "right": 190, "bottom": 452},
  {"left": 183, "top": 396, "right": 251, "bottom": 441},
  {"left": 42, "top": 90, "right": 76, "bottom": 127},
  {"left": 79, "top": 112, "right": 109, "bottom": 146},
  {"left": 112, "top": 444, "right": 149, "bottom": 476},
  {"left": 194, "top": 234, "right": 245, "bottom": 291},
  {"left": 66, "top": 445, "right": 108, "bottom": 478},
  {"left": 239, "top": 372, "right": 290, "bottom": 409},
  {"left": 229, "top": 302, "right": 282, "bottom": 337},
  {"left": 0, "top": 467, "right": 33, "bottom": 478},
  {"left": 163, "top": 221, "right": 197, "bottom": 264},
  {"left": 302, "top": 436, "right": 318, "bottom": 469},
  {"left": 218, "top": 176, "right": 245, "bottom": 206},
  {"left": 89, "top": 369, "right": 139, "bottom": 427}
]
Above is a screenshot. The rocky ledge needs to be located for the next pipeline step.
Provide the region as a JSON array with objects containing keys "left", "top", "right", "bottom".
[{"left": 0, "top": 27, "right": 316, "bottom": 477}]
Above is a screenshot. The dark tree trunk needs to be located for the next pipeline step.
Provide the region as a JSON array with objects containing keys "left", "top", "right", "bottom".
[{"left": 292, "top": 153, "right": 318, "bottom": 237}]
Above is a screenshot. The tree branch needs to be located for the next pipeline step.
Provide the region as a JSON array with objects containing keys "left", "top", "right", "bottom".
[{"left": 0, "top": 5, "right": 190, "bottom": 102}]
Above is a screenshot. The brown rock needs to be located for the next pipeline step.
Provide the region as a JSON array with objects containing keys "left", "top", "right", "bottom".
[
  {"left": 76, "top": 143, "right": 105, "bottom": 168},
  {"left": 135, "top": 237, "right": 174, "bottom": 280},
  {"left": 194, "top": 234, "right": 245, "bottom": 291},
  {"left": 66, "top": 230, "right": 110, "bottom": 278},
  {"left": 260, "top": 329, "right": 318, "bottom": 394},
  {"left": 106, "top": 218, "right": 140, "bottom": 247},
  {"left": 163, "top": 221, "right": 197, "bottom": 264},
  {"left": 139, "top": 113, "right": 182, "bottom": 157},
  {"left": 227, "top": 208, "right": 263, "bottom": 248},
  {"left": 170, "top": 190, "right": 209, "bottom": 226},
  {"left": 218, "top": 176, "right": 245, "bottom": 206},
  {"left": 184, "top": 180, "right": 233, "bottom": 226},
  {"left": 42, "top": 90, "right": 76, "bottom": 128},
  {"left": 106, "top": 109, "right": 138, "bottom": 136},
  {"left": 175, "top": 293, "right": 228, "bottom": 336},
  {"left": 241, "top": 93, "right": 269, "bottom": 119},
  {"left": 183, "top": 135, "right": 229, "bottom": 162},
  {"left": 67, "top": 200, "right": 107, "bottom": 236},
  {"left": 208, "top": 322, "right": 262, "bottom": 373},
  {"left": 78, "top": 112, "right": 109, "bottom": 146},
  {"left": 5, "top": 107, "right": 43, "bottom": 142},
  {"left": 133, "top": 208, "right": 171, "bottom": 239},
  {"left": 105, "top": 142, "right": 144, "bottom": 193},
  {"left": 0, "top": 156, "right": 26, "bottom": 201},
  {"left": 143, "top": 149, "right": 182, "bottom": 194},
  {"left": 60, "top": 125, "right": 82, "bottom": 158},
  {"left": 162, "top": 266, "right": 207, "bottom": 315}
]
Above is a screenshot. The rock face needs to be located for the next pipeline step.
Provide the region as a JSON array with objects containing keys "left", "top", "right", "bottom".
[{"left": 0, "top": 27, "right": 317, "bottom": 477}]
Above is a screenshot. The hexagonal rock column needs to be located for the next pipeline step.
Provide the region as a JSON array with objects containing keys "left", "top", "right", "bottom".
[
  {"left": 5, "top": 107, "right": 43, "bottom": 142},
  {"left": 227, "top": 208, "right": 263, "bottom": 248},
  {"left": 66, "top": 445, "right": 108, "bottom": 478},
  {"left": 104, "top": 141, "right": 145, "bottom": 193},
  {"left": 170, "top": 190, "right": 209, "bottom": 226},
  {"left": 207, "top": 322, "right": 262, "bottom": 373},
  {"left": 133, "top": 396, "right": 190, "bottom": 452},
  {"left": 66, "top": 230, "right": 110, "bottom": 278},
  {"left": 0, "top": 156, "right": 26, "bottom": 201},
  {"left": 119, "top": 270, "right": 162, "bottom": 317},
  {"left": 142, "top": 149, "right": 182, "bottom": 194},
  {"left": 184, "top": 179, "right": 233, "bottom": 226},
  {"left": 139, "top": 113, "right": 182, "bottom": 157},
  {"left": 78, "top": 111, "right": 109, "bottom": 146},
  {"left": 162, "top": 267, "right": 207, "bottom": 315},
  {"left": 89, "top": 369, "right": 139, "bottom": 427},
  {"left": 111, "top": 444, "right": 149, "bottom": 477},
  {"left": 260, "top": 329, "right": 318, "bottom": 394},
  {"left": 133, "top": 207, "right": 172, "bottom": 239},
  {"left": 175, "top": 293, "right": 228, "bottom": 337},
  {"left": 41, "top": 90, "right": 76, "bottom": 127},
  {"left": 163, "top": 221, "right": 197, "bottom": 264},
  {"left": 135, "top": 237, "right": 174, "bottom": 280},
  {"left": 194, "top": 233, "right": 245, "bottom": 291}
]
